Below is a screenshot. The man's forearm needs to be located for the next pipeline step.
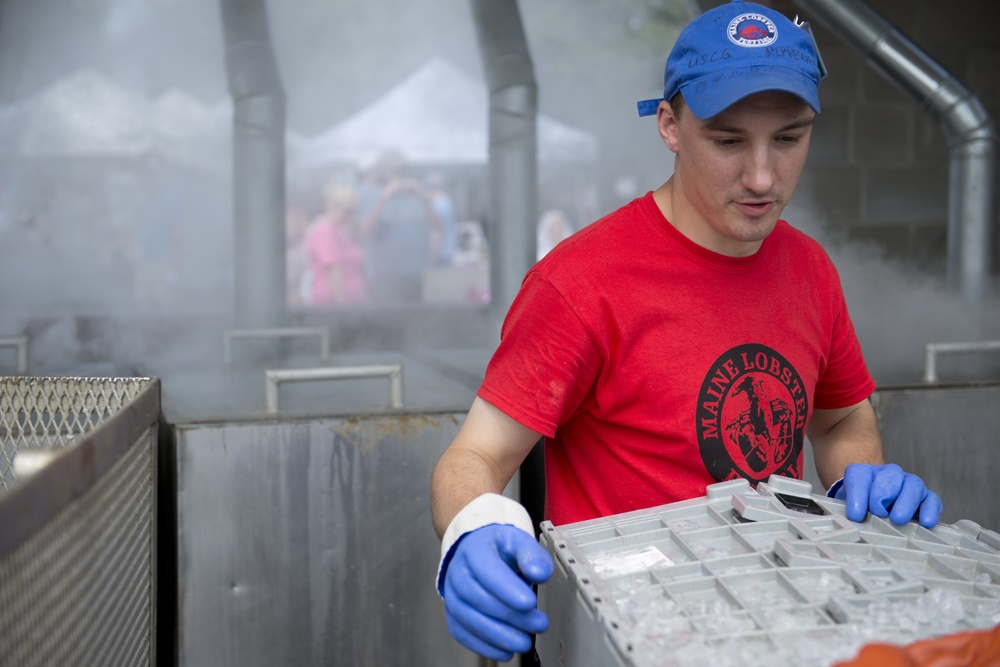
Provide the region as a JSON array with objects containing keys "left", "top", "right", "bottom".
[
  {"left": 430, "top": 446, "right": 507, "bottom": 538},
  {"left": 809, "top": 400, "right": 885, "bottom": 490}
]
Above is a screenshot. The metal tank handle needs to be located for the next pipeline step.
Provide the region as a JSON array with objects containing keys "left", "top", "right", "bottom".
[
  {"left": 0, "top": 336, "right": 29, "bottom": 374},
  {"left": 223, "top": 327, "right": 330, "bottom": 363},
  {"left": 264, "top": 364, "right": 404, "bottom": 413},
  {"left": 924, "top": 340, "right": 1000, "bottom": 382}
]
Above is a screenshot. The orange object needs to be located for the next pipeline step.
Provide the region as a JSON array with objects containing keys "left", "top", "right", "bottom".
[{"left": 834, "top": 625, "right": 1000, "bottom": 667}]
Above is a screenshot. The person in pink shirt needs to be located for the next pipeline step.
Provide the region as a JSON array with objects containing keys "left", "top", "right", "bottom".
[{"left": 305, "top": 184, "right": 367, "bottom": 305}]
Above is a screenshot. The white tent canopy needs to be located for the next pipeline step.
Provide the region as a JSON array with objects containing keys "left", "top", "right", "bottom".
[
  {"left": 0, "top": 69, "right": 153, "bottom": 158},
  {"left": 152, "top": 87, "right": 231, "bottom": 171},
  {"left": 294, "top": 58, "right": 599, "bottom": 169},
  {"left": 0, "top": 70, "right": 300, "bottom": 171}
]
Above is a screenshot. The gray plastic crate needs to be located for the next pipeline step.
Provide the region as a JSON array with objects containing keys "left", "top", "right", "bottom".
[{"left": 537, "top": 476, "right": 1000, "bottom": 667}]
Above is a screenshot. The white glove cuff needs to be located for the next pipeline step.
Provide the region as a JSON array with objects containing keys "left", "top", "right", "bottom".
[{"left": 436, "top": 493, "right": 534, "bottom": 596}]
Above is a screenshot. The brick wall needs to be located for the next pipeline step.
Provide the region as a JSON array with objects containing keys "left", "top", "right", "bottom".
[{"left": 698, "top": 0, "right": 1000, "bottom": 275}]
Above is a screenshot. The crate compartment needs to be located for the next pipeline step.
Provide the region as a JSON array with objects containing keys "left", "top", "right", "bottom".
[
  {"left": 611, "top": 580, "right": 684, "bottom": 622},
  {"left": 563, "top": 523, "right": 619, "bottom": 542},
  {"left": 930, "top": 522, "right": 980, "bottom": 546},
  {"left": 853, "top": 566, "right": 924, "bottom": 594},
  {"left": 705, "top": 552, "right": 776, "bottom": 576},
  {"left": 878, "top": 546, "right": 966, "bottom": 580},
  {"left": 970, "top": 561, "right": 1000, "bottom": 586},
  {"left": 774, "top": 537, "right": 833, "bottom": 566},
  {"left": 893, "top": 522, "right": 951, "bottom": 545},
  {"left": 676, "top": 525, "right": 753, "bottom": 561},
  {"left": 960, "top": 596, "right": 1000, "bottom": 629},
  {"left": 798, "top": 515, "right": 861, "bottom": 542},
  {"left": 952, "top": 534, "right": 1000, "bottom": 557},
  {"left": 933, "top": 553, "right": 982, "bottom": 581},
  {"left": 575, "top": 528, "right": 673, "bottom": 556},
  {"left": 603, "top": 561, "right": 708, "bottom": 593},
  {"left": 663, "top": 577, "right": 742, "bottom": 616},
  {"left": 858, "top": 517, "right": 909, "bottom": 547},
  {"left": 650, "top": 561, "right": 713, "bottom": 584},
  {"left": 689, "top": 611, "right": 760, "bottom": 636},
  {"left": 588, "top": 542, "right": 676, "bottom": 578},
  {"left": 781, "top": 566, "right": 861, "bottom": 602},
  {"left": 659, "top": 505, "right": 732, "bottom": 533},
  {"left": 612, "top": 515, "right": 668, "bottom": 535},
  {"left": 824, "top": 541, "right": 893, "bottom": 567},
  {"left": 722, "top": 570, "right": 808, "bottom": 609},
  {"left": 602, "top": 568, "right": 667, "bottom": 594},
  {"left": 907, "top": 537, "right": 956, "bottom": 555},
  {"left": 754, "top": 604, "right": 832, "bottom": 631},
  {"left": 731, "top": 519, "right": 801, "bottom": 552},
  {"left": 963, "top": 547, "right": 1000, "bottom": 566}
]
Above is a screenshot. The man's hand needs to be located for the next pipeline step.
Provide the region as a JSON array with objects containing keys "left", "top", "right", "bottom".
[
  {"left": 832, "top": 463, "right": 943, "bottom": 528},
  {"left": 442, "top": 524, "right": 553, "bottom": 661}
]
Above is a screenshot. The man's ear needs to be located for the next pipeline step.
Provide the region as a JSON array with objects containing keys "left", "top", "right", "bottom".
[{"left": 657, "top": 100, "right": 680, "bottom": 154}]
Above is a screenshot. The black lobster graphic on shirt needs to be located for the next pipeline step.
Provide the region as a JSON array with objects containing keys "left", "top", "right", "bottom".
[{"left": 724, "top": 375, "right": 793, "bottom": 473}]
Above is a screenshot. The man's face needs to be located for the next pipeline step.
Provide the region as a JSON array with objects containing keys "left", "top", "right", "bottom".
[{"left": 658, "top": 91, "right": 814, "bottom": 257}]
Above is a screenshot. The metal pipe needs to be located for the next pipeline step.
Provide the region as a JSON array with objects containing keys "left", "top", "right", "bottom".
[
  {"left": 219, "top": 0, "right": 287, "bottom": 331},
  {"left": 223, "top": 327, "right": 330, "bottom": 364},
  {"left": 0, "top": 337, "right": 28, "bottom": 374},
  {"left": 794, "top": 0, "right": 998, "bottom": 300},
  {"left": 264, "top": 364, "right": 404, "bottom": 413},
  {"left": 923, "top": 340, "right": 1000, "bottom": 382},
  {"left": 469, "top": 0, "right": 538, "bottom": 333}
]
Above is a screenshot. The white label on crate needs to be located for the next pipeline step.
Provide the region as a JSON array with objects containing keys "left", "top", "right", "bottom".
[{"left": 590, "top": 545, "right": 674, "bottom": 577}]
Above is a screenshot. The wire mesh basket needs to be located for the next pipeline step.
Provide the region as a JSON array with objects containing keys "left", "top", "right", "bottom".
[{"left": 0, "top": 376, "right": 160, "bottom": 667}]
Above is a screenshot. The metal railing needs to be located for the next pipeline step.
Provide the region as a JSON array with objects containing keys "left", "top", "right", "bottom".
[
  {"left": 264, "top": 364, "right": 404, "bottom": 413},
  {"left": 924, "top": 340, "right": 1000, "bottom": 382},
  {"left": 223, "top": 327, "right": 330, "bottom": 364},
  {"left": 0, "top": 337, "right": 28, "bottom": 374}
]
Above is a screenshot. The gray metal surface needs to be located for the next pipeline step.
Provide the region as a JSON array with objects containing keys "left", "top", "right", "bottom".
[
  {"left": 873, "top": 382, "right": 1000, "bottom": 529},
  {"left": 174, "top": 412, "right": 479, "bottom": 667},
  {"left": 795, "top": 0, "right": 997, "bottom": 300},
  {"left": 157, "top": 348, "right": 488, "bottom": 422},
  {"left": 0, "top": 376, "right": 159, "bottom": 667}
]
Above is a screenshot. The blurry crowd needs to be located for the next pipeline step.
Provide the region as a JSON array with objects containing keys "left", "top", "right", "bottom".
[
  {"left": 286, "top": 154, "right": 478, "bottom": 309},
  {"left": 287, "top": 153, "right": 582, "bottom": 310}
]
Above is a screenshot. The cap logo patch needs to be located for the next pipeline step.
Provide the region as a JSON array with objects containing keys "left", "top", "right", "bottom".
[{"left": 727, "top": 13, "right": 778, "bottom": 48}]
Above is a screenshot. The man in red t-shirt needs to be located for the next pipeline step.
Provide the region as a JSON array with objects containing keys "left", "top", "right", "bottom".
[{"left": 431, "top": 1, "right": 944, "bottom": 662}]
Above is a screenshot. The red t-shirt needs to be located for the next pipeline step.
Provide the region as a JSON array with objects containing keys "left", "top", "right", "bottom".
[{"left": 478, "top": 193, "right": 876, "bottom": 525}]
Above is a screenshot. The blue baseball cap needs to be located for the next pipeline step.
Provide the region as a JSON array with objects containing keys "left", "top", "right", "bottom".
[{"left": 637, "top": 0, "right": 822, "bottom": 119}]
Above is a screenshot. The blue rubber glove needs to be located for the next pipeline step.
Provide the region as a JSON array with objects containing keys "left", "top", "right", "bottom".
[
  {"left": 832, "top": 463, "right": 943, "bottom": 528},
  {"left": 441, "top": 523, "right": 554, "bottom": 661}
]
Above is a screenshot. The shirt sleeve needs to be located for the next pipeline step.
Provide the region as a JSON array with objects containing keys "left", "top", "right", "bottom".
[
  {"left": 813, "top": 281, "right": 877, "bottom": 410},
  {"left": 478, "top": 271, "right": 602, "bottom": 437}
]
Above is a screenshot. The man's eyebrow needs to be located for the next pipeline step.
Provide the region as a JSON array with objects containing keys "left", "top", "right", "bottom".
[
  {"left": 778, "top": 117, "right": 815, "bottom": 131},
  {"left": 700, "top": 116, "right": 815, "bottom": 133}
]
